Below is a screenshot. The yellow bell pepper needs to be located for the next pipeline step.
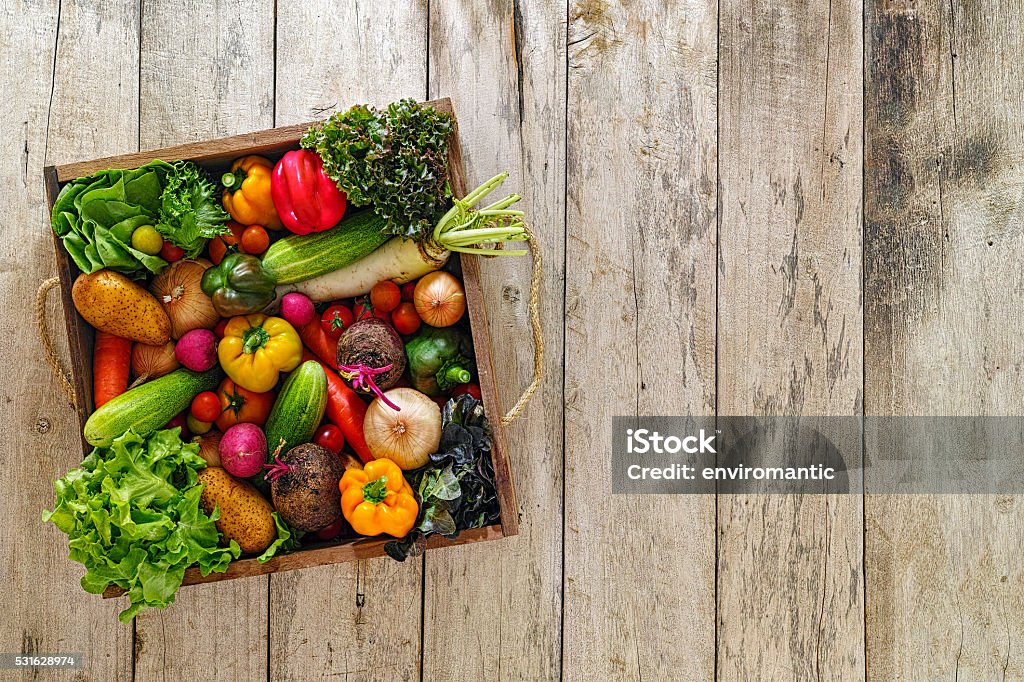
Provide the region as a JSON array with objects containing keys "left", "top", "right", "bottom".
[
  {"left": 221, "top": 155, "right": 283, "bottom": 230},
  {"left": 339, "top": 459, "right": 418, "bottom": 537},
  {"left": 218, "top": 314, "right": 301, "bottom": 392}
]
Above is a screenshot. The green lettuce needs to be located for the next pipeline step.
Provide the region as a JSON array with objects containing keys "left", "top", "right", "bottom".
[
  {"left": 154, "top": 160, "right": 231, "bottom": 258},
  {"left": 43, "top": 428, "right": 239, "bottom": 623},
  {"left": 257, "top": 512, "right": 304, "bottom": 564}
]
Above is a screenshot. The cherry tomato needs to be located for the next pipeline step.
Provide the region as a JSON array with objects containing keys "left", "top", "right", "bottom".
[
  {"left": 239, "top": 225, "right": 270, "bottom": 255},
  {"left": 191, "top": 390, "right": 222, "bottom": 422},
  {"left": 431, "top": 395, "right": 449, "bottom": 410},
  {"left": 352, "top": 297, "right": 372, "bottom": 321},
  {"left": 186, "top": 414, "right": 212, "bottom": 435},
  {"left": 370, "top": 281, "right": 401, "bottom": 313},
  {"left": 313, "top": 424, "right": 345, "bottom": 455},
  {"left": 391, "top": 302, "right": 422, "bottom": 335},
  {"left": 400, "top": 281, "right": 416, "bottom": 302},
  {"left": 320, "top": 304, "right": 354, "bottom": 339},
  {"left": 160, "top": 241, "right": 185, "bottom": 262},
  {"left": 214, "top": 318, "right": 229, "bottom": 338},
  {"left": 451, "top": 383, "right": 482, "bottom": 400},
  {"left": 208, "top": 221, "right": 244, "bottom": 265},
  {"left": 165, "top": 411, "right": 189, "bottom": 437},
  {"left": 131, "top": 225, "right": 163, "bottom": 255},
  {"left": 314, "top": 519, "right": 344, "bottom": 541}
]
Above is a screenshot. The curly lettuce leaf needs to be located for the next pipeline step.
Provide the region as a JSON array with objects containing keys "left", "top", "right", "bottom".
[
  {"left": 43, "top": 428, "right": 239, "bottom": 623},
  {"left": 257, "top": 512, "right": 304, "bottom": 564},
  {"left": 154, "top": 160, "right": 230, "bottom": 258}
]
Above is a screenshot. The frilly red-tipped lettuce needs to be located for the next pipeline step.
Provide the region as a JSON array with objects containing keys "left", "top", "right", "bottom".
[{"left": 43, "top": 428, "right": 239, "bottom": 623}]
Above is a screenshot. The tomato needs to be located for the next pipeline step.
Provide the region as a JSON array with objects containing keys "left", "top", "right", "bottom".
[
  {"left": 451, "top": 383, "right": 482, "bottom": 400},
  {"left": 352, "top": 297, "right": 372, "bottom": 321},
  {"left": 370, "top": 281, "right": 401, "bottom": 313},
  {"left": 215, "top": 378, "right": 275, "bottom": 431},
  {"left": 208, "top": 221, "right": 244, "bottom": 264},
  {"left": 314, "top": 519, "right": 344, "bottom": 541},
  {"left": 391, "top": 302, "right": 421, "bottom": 335},
  {"left": 320, "top": 304, "right": 354, "bottom": 339},
  {"left": 431, "top": 395, "right": 449, "bottom": 410},
  {"left": 186, "top": 414, "right": 212, "bottom": 435},
  {"left": 400, "top": 281, "right": 416, "bottom": 302},
  {"left": 214, "top": 318, "right": 229, "bottom": 338},
  {"left": 191, "top": 390, "right": 222, "bottom": 422},
  {"left": 160, "top": 241, "right": 185, "bottom": 262},
  {"left": 313, "top": 423, "right": 345, "bottom": 455},
  {"left": 239, "top": 225, "right": 270, "bottom": 255},
  {"left": 131, "top": 225, "right": 163, "bottom": 255}
]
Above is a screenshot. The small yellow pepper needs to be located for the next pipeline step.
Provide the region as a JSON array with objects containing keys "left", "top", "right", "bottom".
[
  {"left": 218, "top": 314, "right": 302, "bottom": 392},
  {"left": 339, "top": 459, "right": 419, "bottom": 537},
  {"left": 221, "top": 155, "right": 283, "bottom": 229}
]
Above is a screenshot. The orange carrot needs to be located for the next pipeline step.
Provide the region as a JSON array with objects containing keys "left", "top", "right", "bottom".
[{"left": 93, "top": 332, "right": 132, "bottom": 407}]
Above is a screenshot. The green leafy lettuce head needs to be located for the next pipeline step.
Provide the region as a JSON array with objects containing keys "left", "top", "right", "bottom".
[{"left": 300, "top": 99, "right": 454, "bottom": 241}]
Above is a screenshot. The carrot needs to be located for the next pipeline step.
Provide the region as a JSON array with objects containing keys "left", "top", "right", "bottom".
[
  {"left": 93, "top": 332, "right": 132, "bottom": 408},
  {"left": 299, "top": 320, "right": 339, "bottom": 367},
  {"left": 302, "top": 352, "right": 373, "bottom": 463}
]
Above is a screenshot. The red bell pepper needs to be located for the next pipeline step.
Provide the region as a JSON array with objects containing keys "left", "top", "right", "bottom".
[
  {"left": 302, "top": 351, "right": 374, "bottom": 464},
  {"left": 271, "top": 150, "right": 347, "bottom": 234}
]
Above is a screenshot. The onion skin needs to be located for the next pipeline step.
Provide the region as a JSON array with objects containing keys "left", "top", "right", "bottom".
[
  {"left": 363, "top": 387, "right": 442, "bottom": 470},
  {"left": 413, "top": 271, "right": 465, "bottom": 328},
  {"left": 195, "top": 430, "right": 223, "bottom": 467},
  {"left": 131, "top": 341, "right": 180, "bottom": 380},
  {"left": 151, "top": 259, "right": 220, "bottom": 339}
]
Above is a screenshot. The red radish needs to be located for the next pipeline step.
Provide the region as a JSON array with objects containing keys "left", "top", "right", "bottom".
[
  {"left": 220, "top": 423, "right": 268, "bottom": 477},
  {"left": 165, "top": 411, "right": 189, "bottom": 437},
  {"left": 281, "top": 292, "right": 315, "bottom": 326},
  {"left": 175, "top": 328, "right": 218, "bottom": 371}
]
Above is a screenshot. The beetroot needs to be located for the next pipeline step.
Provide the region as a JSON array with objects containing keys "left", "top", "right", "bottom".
[
  {"left": 220, "top": 423, "right": 267, "bottom": 477},
  {"left": 175, "top": 328, "right": 218, "bottom": 371},
  {"left": 265, "top": 443, "right": 345, "bottom": 531},
  {"left": 336, "top": 318, "right": 406, "bottom": 401}
]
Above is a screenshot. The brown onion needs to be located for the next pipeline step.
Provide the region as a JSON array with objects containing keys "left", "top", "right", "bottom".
[
  {"left": 131, "top": 341, "right": 179, "bottom": 380},
  {"left": 195, "top": 430, "right": 223, "bottom": 467},
  {"left": 413, "top": 271, "right": 466, "bottom": 328},
  {"left": 150, "top": 259, "right": 220, "bottom": 338},
  {"left": 363, "top": 388, "right": 442, "bottom": 470}
]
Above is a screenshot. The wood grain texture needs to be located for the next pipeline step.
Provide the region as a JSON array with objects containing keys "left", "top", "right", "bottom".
[
  {"left": 564, "top": 1, "right": 717, "bottom": 679},
  {"left": 132, "top": 2, "right": 274, "bottom": 680},
  {"left": 716, "top": 0, "right": 865, "bottom": 679},
  {"left": 422, "top": 0, "right": 564, "bottom": 679},
  {"left": 269, "top": 3, "right": 428, "bottom": 680},
  {"left": 5, "top": 2, "right": 138, "bottom": 680},
  {"left": 865, "top": 1, "right": 1024, "bottom": 678}
]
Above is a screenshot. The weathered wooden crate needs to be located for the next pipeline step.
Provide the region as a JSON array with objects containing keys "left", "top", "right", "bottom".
[{"left": 43, "top": 98, "right": 517, "bottom": 593}]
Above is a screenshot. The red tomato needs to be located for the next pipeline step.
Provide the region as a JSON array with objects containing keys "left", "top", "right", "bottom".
[
  {"left": 400, "top": 281, "right": 416, "bottom": 302},
  {"left": 239, "top": 225, "right": 270, "bottom": 255},
  {"left": 215, "top": 378, "right": 274, "bottom": 431},
  {"left": 391, "top": 302, "right": 421, "bottom": 335},
  {"left": 191, "top": 391, "right": 222, "bottom": 422},
  {"left": 314, "top": 519, "right": 344, "bottom": 541},
  {"left": 313, "top": 424, "right": 345, "bottom": 455},
  {"left": 451, "top": 383, "right": 482, "bottom": 400},
  {"left": 370, "top": 281, "right": 401, "bottom": 313},
  {"left": 320, "top": 304, "right": 354, "bottom": 339},
  {"left": 431, "top": 395, "right": 449, "bottom": 409},
  {"left": 160, "top": 241, "right": 185, "bottom": 262},
  {"left": 214, "top": 318, "right": 229, "bottom": 338},
  {"left": 208, "top": 221, "right": 244, "bottom": 264},
  {"left": 352, "top": 297, "right": 372, "bottom": 321}
]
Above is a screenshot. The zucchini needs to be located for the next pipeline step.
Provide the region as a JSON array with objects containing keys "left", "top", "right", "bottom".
[
  {"left": 264, "top": 360, "right": 328, "bottom": 457},
  {"left": 84, "top": 368, "right": 223, "bottom": 446},
  {"left": 262, "top": 211, "right": 391, "bottom": 285}
]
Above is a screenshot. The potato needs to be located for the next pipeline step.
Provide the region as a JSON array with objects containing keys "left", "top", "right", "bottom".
[
  {"left": 198, "top": 467, "right": 276, "bottom": 554},
  {"left": 72, "top": 270, "right": 171, "bottom": 345}
]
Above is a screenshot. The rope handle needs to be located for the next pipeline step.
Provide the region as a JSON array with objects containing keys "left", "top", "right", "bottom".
[
  {"left": 498, "top": 225, "right": 543, "bottom": 426},
  {"left": 36, "top": 277, "right": 78, "bottom": 406}
]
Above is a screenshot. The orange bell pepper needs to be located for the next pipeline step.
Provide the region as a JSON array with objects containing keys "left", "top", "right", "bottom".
[
  {"left": 339, "top": 459, "right": 418, "bottom": 537},
  {"left": 221, "top": 155, "right": 283, "bottom": 229}
]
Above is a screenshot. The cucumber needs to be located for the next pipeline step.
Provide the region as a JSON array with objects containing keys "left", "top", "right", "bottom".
[
  {"left": 264, "top": 360, "right": 328, "bottom": 457},
  {"left": 262, "top": 211, "right": 391, "bottom": 285},
  {"left": 84, "top": 368, "right": 223, "bottom": 446}
]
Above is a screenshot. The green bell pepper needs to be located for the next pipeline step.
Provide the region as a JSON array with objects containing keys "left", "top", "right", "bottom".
[
  {"left": 201, "top": 252, "right": 277, "bottom": 316},
  {"left": 404, "top": 326, "right": 475, "bottom": 396}
]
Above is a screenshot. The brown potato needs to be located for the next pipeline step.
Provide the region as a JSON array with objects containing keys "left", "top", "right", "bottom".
[
  {"left": 72, "top": 270, "right": 171, "bottom": 345},
  {"left": 198, "top": 467, "right": 276, "bottom": 554}
]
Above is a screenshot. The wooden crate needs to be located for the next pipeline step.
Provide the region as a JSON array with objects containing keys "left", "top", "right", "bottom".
[{"left": 43, "top": 98, "right": 518, "bottom": 594}]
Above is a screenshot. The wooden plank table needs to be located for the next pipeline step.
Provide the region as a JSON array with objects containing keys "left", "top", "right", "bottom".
[{"left": 3, "top": 1, "right": 1021, "bottom": 679}]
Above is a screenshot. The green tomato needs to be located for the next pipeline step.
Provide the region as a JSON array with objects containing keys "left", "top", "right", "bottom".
[{"left": 131, "top": 225, "right": 163, "bottom": 255}]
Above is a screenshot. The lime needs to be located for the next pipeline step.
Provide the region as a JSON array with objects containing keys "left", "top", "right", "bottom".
[{"left": 131, "top": 225, "right": 163, "bottom": 255}]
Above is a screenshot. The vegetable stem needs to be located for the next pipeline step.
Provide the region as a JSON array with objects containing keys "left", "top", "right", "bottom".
[{"left": 432, "top": 173, "right": 530, "bottom": 256}]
